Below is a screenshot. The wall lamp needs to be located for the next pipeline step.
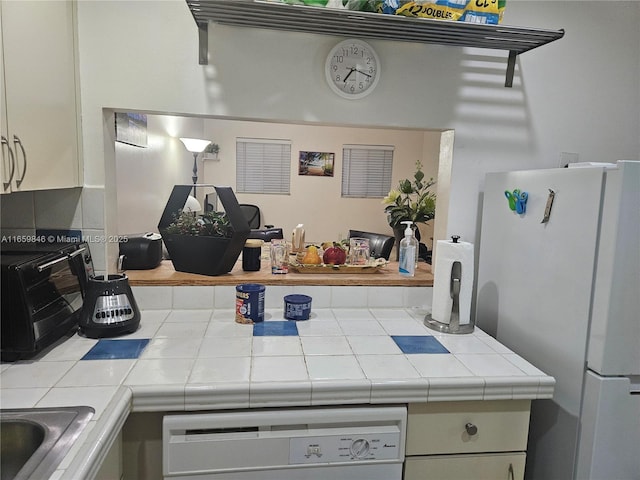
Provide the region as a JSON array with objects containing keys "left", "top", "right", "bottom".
[{"left": 179, "top": 137, "right": 211, "bottom": 196}]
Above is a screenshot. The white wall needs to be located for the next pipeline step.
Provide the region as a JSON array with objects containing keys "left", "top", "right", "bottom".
[
  {"left": 76, "top": 1, "right": 640, "bottom": 269},
  {"left": 115, "top": 115, "right": 202, "bottom": 234}
]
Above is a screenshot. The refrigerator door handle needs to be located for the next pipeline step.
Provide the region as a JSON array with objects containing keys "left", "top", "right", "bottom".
[
  {"left": 541, "top": 189, "right": 555, "bottom": 223},
  {"left": 630, "top": 376, "right": 640, "bottom": 394}
]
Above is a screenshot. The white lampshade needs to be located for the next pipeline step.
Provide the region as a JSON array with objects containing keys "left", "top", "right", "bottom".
[
  {"left": 183, "top": 195, "right": 202, "bottom": 213},
  {"left": 179, "top": 137, "right": 211, "bottom": 153}
]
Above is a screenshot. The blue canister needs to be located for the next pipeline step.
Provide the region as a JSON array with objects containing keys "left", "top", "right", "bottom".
[
  {"left": 235, "top": 284, "right": 265, "bottom": 324},
  {"left": 284, "top": 294, "right": 312, "bottom": 321}
]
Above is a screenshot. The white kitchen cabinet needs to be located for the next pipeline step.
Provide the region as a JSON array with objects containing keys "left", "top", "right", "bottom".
[
  {"left": 1, "top": 16, "right": 11, "bottom": 194},
  {"left": 405, "top": 453, "right": 526, "bottom": 479},
  {"left": 0, "top": 0, "right": 80, "bottom": 193},
  {"left": 404, "top": 400, "right": 530, "bottom": 480}
]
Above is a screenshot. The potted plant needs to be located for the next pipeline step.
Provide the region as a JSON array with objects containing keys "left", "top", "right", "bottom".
[
  {"left": 203, "top": 143, "right": 220, "bottom": 160},
  {"left": 165, "top": 210, "right": 233, "bottom": 238},
  {"left": 158, "top": 185, "right": 250, "bottom": 276},
  {"left": 382, "top": 160, "right": 436, "bottom": 258}
]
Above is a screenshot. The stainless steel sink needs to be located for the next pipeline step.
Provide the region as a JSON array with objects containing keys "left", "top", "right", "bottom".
[{"left": 0, "top": 406, "right": 94, "bottom": 480}]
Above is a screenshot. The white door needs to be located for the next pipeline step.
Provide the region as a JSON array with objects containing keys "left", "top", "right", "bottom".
[
  {"left": 477, "top": 167, "right": 604, "bottom": 416},
  {"left": 576, "top": 371, "right": 640, "bottom": 479},
  {"left": 587, "top": 162, "right": 640, "bottom": 377},
  {"left": 0, "top": 5, "right": 14, "bottom": 194},
  {"left": 475, "top": 166, "right": 606, "bottom": 480}
]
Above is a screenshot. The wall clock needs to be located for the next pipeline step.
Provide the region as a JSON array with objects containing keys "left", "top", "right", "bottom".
[{"left": 325, "top": 39, "right": 380, "bottom": 99}]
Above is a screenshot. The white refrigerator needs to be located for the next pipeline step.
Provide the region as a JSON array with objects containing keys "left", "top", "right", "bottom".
[{"left": 475, "top": 161, "right": 640, "bottom": 480}]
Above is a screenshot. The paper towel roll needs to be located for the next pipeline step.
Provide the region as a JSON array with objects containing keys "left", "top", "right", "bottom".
[{"left": 431, "top": 239, "right": 474, "bottom": 325}]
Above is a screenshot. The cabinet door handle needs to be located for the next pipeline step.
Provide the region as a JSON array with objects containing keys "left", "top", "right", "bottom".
[
  {"left": 465, "top": 422, "right": 478, "bottom": 436},
  {"left": 508, "top": 462, "right": 515, "bottom": 480},
  {"left": 13, "top": 135, "right": 27, "bottom": 188},
  {"left": 1, "top": 135, "right": 16, "bottom": 191}
]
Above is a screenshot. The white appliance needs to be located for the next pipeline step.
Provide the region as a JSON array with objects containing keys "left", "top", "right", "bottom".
[
  {"left": 476, "top": 160, "right": 640, "bottom": 480},
  {"left": 162, "top": 406, "right": 406, "bottom": 479}
]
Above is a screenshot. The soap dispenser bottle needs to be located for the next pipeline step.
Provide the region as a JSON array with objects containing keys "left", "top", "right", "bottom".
[{"left": 399, "top": 221, "right": 418, "bottom": 277}]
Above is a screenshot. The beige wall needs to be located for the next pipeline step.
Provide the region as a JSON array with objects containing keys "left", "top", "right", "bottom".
[
  {"left": 115, "top": 114, "right": 444, "bottom": 245},
  {"left": 201, "top": 118, "right": 443, "bottom": 243}
]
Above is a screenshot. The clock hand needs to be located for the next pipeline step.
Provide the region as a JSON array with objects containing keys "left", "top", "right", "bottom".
[
  {"left": 354, "top": 69, "right": 372, "bottom": 78},
  {"left": 343, "top": 67, "right": 356, "bottom": 83}
]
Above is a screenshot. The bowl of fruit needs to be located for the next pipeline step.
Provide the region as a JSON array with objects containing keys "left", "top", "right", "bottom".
[{"left": 291, "top": 241, "right": 385, "bottom": 274}]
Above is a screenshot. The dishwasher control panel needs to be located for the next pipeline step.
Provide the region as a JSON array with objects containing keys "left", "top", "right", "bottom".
[
  {"left": 290, "top": 431, "right": 402, "bottom": 464},
  {"left": 163, "top": 405, "right": 406, "bottom": 478}
]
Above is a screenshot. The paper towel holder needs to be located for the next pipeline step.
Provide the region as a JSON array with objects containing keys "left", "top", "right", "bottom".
[{"left": 425, "top": 254, "right": 475, "bottom": 334}]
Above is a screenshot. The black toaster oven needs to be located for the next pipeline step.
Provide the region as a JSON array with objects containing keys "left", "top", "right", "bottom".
[{"left": 1, "top": 242, "right": 94, "bottom": 361}]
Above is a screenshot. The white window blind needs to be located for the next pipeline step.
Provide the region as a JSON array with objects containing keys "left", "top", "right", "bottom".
[
  {"left": 341, "top": 145, "right": 394, "bottom": 198},
  {"left": 236, "top": 138, "right": 291, "bottom": 194}
]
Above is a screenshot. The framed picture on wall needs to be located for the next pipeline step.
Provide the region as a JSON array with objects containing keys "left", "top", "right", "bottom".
[
  {"left": 115, "top": 112, "right": 148, "bottom": 147},
  {"left": 298, "top": 151, "right": 334, "bottom": 177}
]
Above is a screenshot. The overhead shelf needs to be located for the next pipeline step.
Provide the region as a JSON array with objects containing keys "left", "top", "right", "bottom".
[{"left": 185, "top": 0, "right": 564, "bottom": 87}]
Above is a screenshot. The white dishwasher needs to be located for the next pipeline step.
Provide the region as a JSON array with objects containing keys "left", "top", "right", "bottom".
[{"left": 163, "top": 405, "right": 407, "bottom": 480}]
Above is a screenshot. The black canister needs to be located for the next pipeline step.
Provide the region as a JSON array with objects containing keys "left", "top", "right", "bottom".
[
  {"left": 242, "top": 239, "right": 263, "bottom": 272},
  {"left": 284, "top": 294, "right": 312, "bottom": 321}
]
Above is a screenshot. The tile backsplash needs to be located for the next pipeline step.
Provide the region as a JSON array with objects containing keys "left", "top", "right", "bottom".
[
  {"left": 1, "top": 187, "right": 107, "bottom": 273},
  {"left": 0, "top": 190, "right": 37, "bottom": 232},
  {"left": 132, "top": 285, "right": 434, "bottom": 311},
  {"left": 33, "top": 188, "right": 83, "bottom": 229}
]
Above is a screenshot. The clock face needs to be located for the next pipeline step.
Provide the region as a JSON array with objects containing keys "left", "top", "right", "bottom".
[{"left": 325, "top": 39, "right": 380, "bottom": 99}]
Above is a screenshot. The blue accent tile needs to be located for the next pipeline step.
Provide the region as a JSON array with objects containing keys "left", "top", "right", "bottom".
[
  {"left": 253, "top": 321, "right": 299, "bottom": 336},
  {"left": 81, "top": 339, "right": 150, "bottom": 360},
  {"left": 391, "top": 335, "right": 449, "bottom": 354}
]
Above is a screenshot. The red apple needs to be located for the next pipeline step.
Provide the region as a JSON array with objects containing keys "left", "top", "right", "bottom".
[{"left": 323, "top": 245, "right": 347, "bottom": 265}]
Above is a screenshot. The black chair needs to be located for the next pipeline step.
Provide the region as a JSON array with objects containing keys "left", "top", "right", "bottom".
[
  {"left": 238, "top": 204, "right": 284, "bottom": 241},
  {"left": 247, "top": 228, "right": 284, "bottom": 242},
  {"left": 238, "top": 204, "right": 261, "bottom": 229},
  {"left": 348, "top": 230, "right": 395, "bottom": 260}
]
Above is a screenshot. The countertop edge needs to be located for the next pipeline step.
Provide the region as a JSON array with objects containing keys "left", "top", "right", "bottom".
[
  {"left": 126, "top": 260, "right": 434, "bottom": 287},
  {"left": 60, "top": 387, "right": 132, "bottom": 480},
  {"left": 55, "top": 377, "right": 554, "bottom": 479}
]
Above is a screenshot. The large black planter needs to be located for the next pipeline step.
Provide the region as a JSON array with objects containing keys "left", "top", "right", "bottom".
[{"left": 158, "top": 185, "right": 250, "bottom": 276}]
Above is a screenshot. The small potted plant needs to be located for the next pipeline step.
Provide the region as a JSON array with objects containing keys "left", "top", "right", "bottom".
[{"left": 203, "top": 143, "right": 220, "bottom": 160}]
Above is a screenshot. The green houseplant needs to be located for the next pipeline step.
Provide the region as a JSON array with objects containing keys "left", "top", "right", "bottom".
[
  {"left": 382, "top": 160, "right": 436, "bottom": 258},
  {"left": 203, "top": 143, "right": 220, "bottom": 158},
  {"left": 382, "top": 160, "right": 436, "bottom": 229},
  {"left": 165, "top": 210, "right": 233, "bottom": 238}
]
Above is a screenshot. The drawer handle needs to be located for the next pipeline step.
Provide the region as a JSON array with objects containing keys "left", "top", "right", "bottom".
[{"left": 465, "top": 422, "right": 478, "bottom": 436}]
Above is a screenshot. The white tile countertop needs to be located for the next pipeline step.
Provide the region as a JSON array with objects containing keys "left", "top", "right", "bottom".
[{"left": 0, "top": 302, "right": 555, "bottom": 479}]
